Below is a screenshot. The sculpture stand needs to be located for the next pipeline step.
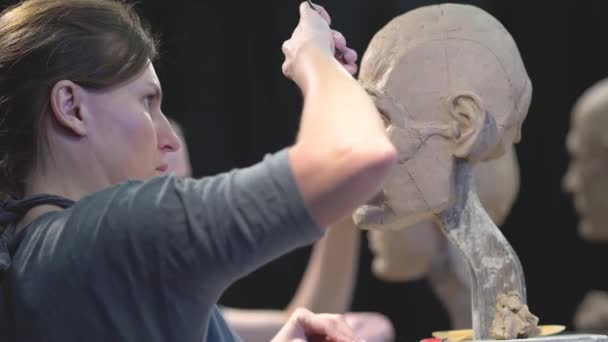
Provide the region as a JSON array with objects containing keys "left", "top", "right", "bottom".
[{"left": 437, "top": 160, "right": 607, "bottom": 342}]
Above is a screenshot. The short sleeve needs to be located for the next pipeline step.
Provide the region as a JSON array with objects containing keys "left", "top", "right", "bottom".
[{"left": 71, "top": 148, "right": 324, "bottom": 296}]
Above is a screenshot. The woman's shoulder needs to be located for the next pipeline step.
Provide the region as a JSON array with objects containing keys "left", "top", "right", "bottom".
[
  {"left": 10, "top": 177, "right": 180, "bottom": 280},
  {"left": 15, "top": 176, "right": 180, "bottom": 262}
]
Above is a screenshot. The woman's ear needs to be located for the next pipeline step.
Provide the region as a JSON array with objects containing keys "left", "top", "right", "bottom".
[
  {"left": 50, "top": 80, "right": 87, "bottom": 136},
  {"left": 448, "top": 91, "right": 499, "bottom": 162}
]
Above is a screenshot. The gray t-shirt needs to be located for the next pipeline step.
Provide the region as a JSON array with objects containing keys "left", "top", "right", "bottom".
[{"left": 0, "top": 148, "right": 323, "bottom": 341}]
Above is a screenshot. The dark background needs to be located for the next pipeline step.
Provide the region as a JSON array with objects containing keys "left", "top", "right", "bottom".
[{"left": 7, "top": 0, "right": 608, "bottom": 340}]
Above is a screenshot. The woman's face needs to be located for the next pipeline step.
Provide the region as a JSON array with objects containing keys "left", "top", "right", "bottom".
[{"left": 83, "top": 63, "right": 180, "bottom": 183}]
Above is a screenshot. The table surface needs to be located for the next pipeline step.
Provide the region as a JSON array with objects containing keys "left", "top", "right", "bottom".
[{"left": 474, "top": 334, "right": 608, "bottom": 342}]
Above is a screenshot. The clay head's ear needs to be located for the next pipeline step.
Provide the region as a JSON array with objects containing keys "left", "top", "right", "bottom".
[
  {"left": 448, "top": 92, "right": 499, "bottom": 162},
  {"left": 50, "top": 80, "right": 87, "bottom": 136}
]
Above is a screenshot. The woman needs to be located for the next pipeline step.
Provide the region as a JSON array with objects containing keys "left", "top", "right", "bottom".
[{"left": 0, "top": 0, "right": 396, "bottom": 341}]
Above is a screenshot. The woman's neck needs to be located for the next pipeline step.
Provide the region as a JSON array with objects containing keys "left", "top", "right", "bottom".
[{"left": 16, "top": 162, "right": 108, "bottom": 232}]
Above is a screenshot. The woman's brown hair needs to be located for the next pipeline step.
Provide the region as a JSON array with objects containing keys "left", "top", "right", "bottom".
[{"left": 0, "top": 0, "right": 158, "bottom": 199}]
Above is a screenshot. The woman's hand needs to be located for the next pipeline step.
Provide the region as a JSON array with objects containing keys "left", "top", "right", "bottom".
[
  {"left": 282, "top": 2, "right": 358, "bottom": 83},
  {"left": 344, "top": 312, "right": 395, "bottom": 342},
  {"left": 271, "top": 308, "right": 364, "bottom": 342}
]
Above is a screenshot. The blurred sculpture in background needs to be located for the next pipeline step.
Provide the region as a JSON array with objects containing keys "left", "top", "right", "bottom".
[{"left": 565, "top": 79, "right": 608, "bottom": 332}]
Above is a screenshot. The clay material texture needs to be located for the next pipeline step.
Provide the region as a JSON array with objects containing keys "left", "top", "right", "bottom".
[
  {"left": 490, "top": 291, "right": 540, "bottom": 339},
  {"left": 354, "top": 3, "right": 531, "bottom": 232}
]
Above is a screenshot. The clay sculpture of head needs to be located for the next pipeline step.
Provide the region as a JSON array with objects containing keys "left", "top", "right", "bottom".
[{"left": 353, "top": 4, "right": 531, "bottom": 231}]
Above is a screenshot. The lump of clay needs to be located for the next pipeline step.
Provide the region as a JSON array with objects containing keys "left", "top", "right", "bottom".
[{"left": 490, "top": 291, "right": 540, "bottom": 339}]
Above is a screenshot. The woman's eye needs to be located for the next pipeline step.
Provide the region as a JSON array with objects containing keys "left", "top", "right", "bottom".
[{"left": 144, "top": 95, "right": 155, "bottom": 108}]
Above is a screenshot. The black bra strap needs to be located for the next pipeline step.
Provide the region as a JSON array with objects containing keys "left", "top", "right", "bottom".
[{"left": 0, "top": 194, "right": 75, "bottom": 274}]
